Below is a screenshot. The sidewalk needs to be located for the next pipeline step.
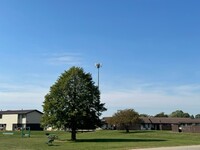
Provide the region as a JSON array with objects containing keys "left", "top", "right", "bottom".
[{"left": 132, "top": 145, "right": 200, "bottom": 150}]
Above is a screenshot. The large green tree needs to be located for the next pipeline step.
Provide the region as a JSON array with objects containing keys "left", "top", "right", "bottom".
[
  {"left": 41, "top": 67, "right": 106, "bottom": 141},
  {"left": 170, "top": 110, "right": 190, "bottom": 118},
  {"left": 108, "top": 109, "right": 140, "bottom": 133}
]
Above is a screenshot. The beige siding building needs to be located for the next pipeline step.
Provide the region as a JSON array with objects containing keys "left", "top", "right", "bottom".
[{"left": 0, "top": 109, "right": 43, "bottom": 131}]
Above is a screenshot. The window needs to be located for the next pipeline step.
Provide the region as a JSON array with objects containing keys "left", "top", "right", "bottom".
[{"left": 0, "top": 114, "right": 2, "bottom": 119}]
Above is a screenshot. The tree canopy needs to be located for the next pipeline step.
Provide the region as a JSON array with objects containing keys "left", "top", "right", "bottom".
[
  {"left": 139, "top": 114, "right": 149, "bottom": 117},
  {"left": 154, "top": 112, "right": 168, "bottom": 117},
  {"left": 195, "top": 114, "right": 200, "bottom": 119},
  {"left": 169, "top": 110, "right": 190, "bottom": 118},
  {"left": 41, "top": 67, "right": 106, "bottom": 141},
  {"left": 108, "top": 109, "right": 140, "bottom": 133}
]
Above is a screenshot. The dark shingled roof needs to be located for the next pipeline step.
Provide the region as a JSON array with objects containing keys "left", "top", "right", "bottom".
[
  {"left": 0, "top": 109, "right": 43, "bottom": 115},
  {"left": 140, "top": 117, "right": 200, "bottom": 124},
  {"left": 103, "top": 117, "right": 200, "bottom": 124}
]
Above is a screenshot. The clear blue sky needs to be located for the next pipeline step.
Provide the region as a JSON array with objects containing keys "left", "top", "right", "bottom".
[{"left": 1, "top": 0, "right": 200, "bottom": 117}]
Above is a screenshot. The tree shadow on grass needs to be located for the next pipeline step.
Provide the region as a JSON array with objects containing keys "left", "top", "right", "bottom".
[
  {"left": 75, "top": 138, "right": 166, "bottom": 142},
  {"left": 118, "top": 130, "right": 158, "bottom": 134},
  {"left": 47, "top": 144, "right": 60, "bottom": 146}
]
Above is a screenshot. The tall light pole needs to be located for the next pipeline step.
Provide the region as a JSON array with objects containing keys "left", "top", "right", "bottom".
[{"left": 95, "top": 63, "right": 102, "bottom": 88}]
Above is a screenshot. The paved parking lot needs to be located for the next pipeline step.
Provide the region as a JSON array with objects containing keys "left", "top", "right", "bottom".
[{"left": 132, "top": 145, "right": 200, "bottom": 150}]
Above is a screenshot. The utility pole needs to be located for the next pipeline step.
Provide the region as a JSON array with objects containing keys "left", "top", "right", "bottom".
[{"left": 95, "top": 63, "right": 102, "bottom": 88}]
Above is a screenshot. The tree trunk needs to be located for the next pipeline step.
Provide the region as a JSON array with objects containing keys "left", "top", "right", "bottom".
[
  {"left": 125, "top": 127, "right": 129, "bottom": 133},
  {"left": 71, "top": 129, "right": 76, "bottom": 141}
]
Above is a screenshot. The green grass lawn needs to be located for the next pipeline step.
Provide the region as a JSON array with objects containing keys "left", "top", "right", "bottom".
[{"left": 1, "top": 130, "right": 200, "bottom": 150}]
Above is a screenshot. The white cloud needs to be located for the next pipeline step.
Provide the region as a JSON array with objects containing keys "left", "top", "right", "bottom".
[
  {"left": 46, "top": 52, "right": 83, "bottom": 65},
  {"left": 1, "top": 78, "right": 200, "bottom": 117},
  {"left": 0, "top": 83, "right": 48, "bottom": 111},
  {"left": 101, "top": 83, "right": 200, "bottom": 116}
]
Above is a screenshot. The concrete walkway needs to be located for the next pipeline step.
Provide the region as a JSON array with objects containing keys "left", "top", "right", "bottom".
[{"left": 132, "top": 145, "right": 200, "bottom": 150}]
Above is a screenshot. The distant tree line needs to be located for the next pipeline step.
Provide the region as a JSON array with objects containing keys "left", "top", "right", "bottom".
[
  {"left": 140, "top": 110, "right": 200, "bottom": 119},
  {"left": 108, "top": 109, "right": 200, "bottom": 133}
]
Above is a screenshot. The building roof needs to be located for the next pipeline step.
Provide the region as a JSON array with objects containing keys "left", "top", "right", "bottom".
[
  {"left": 0, "top": 109, "right": 43, "bottom": 115},
  {"left": 140, "top": 117, "right": 200, "bottom": 124},
  {"left": 103, "top": 116, "right": 200, "bottom": 124}
]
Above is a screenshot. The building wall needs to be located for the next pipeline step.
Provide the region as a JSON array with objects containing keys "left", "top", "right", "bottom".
[
  {"left": 1, "top": 114, "right": 18, "bottom": 131},
  {"left": 18, "top": 114, "right": 26, "bottom": 124},
  {"left": 141, "top": 123, "right": 154, "bottom": 130},
  {"left": 0, "top": 111, "right": 43, "bottom": 131},
  {"left": 0, "top": 116, "right": 2, "bottom": 123},
  {"left": 26, "top": 111, "right": 42, "bottom": 124},
  {"left": 116, "top": 124, "right": 141, "bottom": 130},
  {"left": 22, "top": 115, "right": 26, "bottom": 124},
  {"left": 181, "top": 126, "right": 200, "bottom": 133},
  {"left": 172, "top": 124, "right": 179, "bottom": 132}
]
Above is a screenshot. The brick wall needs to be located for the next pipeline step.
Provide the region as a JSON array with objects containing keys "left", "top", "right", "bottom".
[{"left": 182, "top": 126, "right": 200, "bottom": 133}]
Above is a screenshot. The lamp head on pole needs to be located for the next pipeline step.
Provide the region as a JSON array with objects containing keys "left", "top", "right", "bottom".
[{"left": 95, "top": 63, "right": 102, "bottom": 69}]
